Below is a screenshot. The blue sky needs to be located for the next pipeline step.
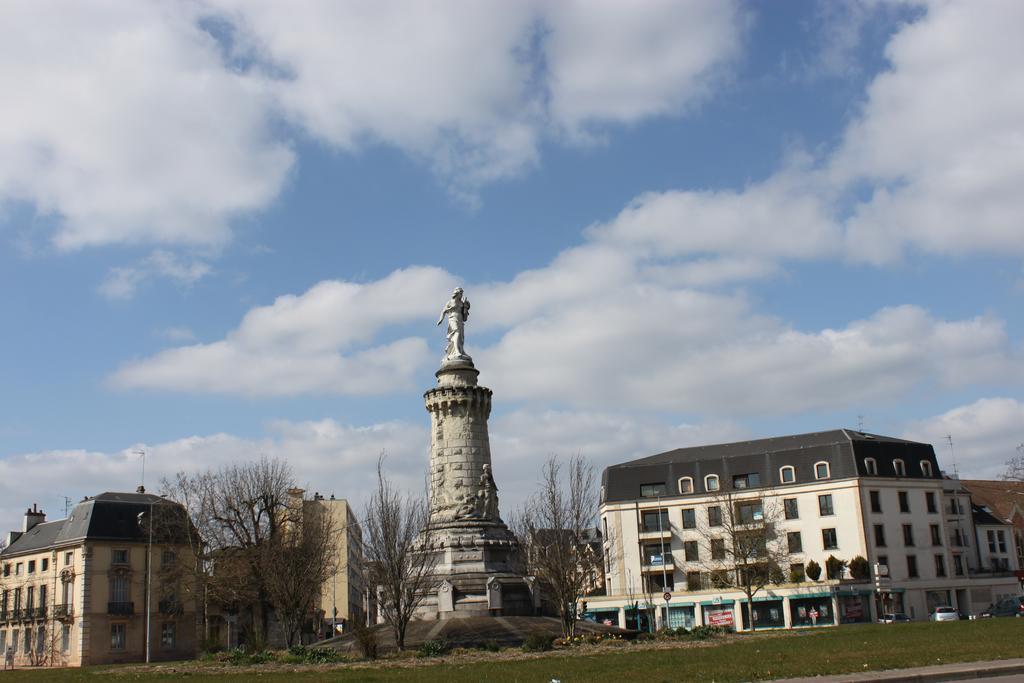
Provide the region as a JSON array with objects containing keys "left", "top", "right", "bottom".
[{"left": 1, "top": 0, "right": 1022, "bottom": 527}]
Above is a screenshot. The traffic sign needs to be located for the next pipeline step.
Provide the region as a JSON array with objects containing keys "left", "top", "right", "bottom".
[{"left": 663, "top": 592, "right": 672, "bottom": 602}]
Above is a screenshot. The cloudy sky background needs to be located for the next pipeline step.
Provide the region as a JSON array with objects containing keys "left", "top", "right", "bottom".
[{"left": 1, "top": 0, "right": 1022, "bottom": 527}]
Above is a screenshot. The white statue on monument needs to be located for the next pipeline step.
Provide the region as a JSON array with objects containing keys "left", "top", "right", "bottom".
[{"left": 437, "top": 287, "right": 471, "bottom": 363}]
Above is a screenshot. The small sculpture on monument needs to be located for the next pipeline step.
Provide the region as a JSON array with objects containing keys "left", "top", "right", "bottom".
[
  {"left": 477, "top": 464, "right": 499, "bottom": 520},
  {"left": 437, "top": 287, "right": 471, "bottom": 363}
]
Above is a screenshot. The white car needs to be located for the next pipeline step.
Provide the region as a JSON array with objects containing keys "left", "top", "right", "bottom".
[{"left": 930, "top": 606, "right": 959, "bottom": 622}]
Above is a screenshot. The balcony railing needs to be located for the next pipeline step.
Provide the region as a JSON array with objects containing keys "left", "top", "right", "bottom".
[
  {"left": 31, "top": 606, "right": 46, "bottom": 619},
  {"left": 53, "top": 604, "right": 72, "bottom": 619},
  {"left": 108, "top": 601, "right": 134, "bottom": 615},
  {"left": 0, "top": 610, "right": 8, "bottom": 622}
]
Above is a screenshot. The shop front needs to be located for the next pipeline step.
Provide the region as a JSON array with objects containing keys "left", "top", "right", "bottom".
[
  {"left": 701, "top": 601, "right": 735, "bottom": 630},
  {"left": 837, "top": 590, "right": 873, "bottom": 624},
  {"left": 585, "top": 609, "right": 620, "bottom": 627},
  {"left": 666, "top": 605, "right": 696, "bottom": 629},
  {"left": 790, "top": 595, "right": 835, "bottom": 627},
  {"left": 740, "top": 599, "right": 786, "bottom": 629}
]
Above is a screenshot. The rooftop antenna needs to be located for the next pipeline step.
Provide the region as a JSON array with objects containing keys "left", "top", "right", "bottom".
[
  {"left": 62, "top": 496, "right": 72, "bottom": 517},
  {"left": 945, "top": 434, "right": 958, "bottom": 478},
  {"left": 857, "top": 415, "right": 865, "bottom": 432},
  {"left": 134, "top": 448, "right": 147, "bottom": 492}
]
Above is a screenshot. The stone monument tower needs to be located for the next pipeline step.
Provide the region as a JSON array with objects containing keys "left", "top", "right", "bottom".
[{"left": 417, "top": 288, "right": 533, "bottom": 618}]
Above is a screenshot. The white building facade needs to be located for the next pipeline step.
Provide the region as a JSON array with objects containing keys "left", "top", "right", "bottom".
[{"left": 589, "top": 430, "right": 1021, "bottom": 631}]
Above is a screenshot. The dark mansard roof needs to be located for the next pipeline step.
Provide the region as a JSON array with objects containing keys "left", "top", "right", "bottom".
[
  {"left": 601, "top": 429, "right": 941, "bottom": 504},
  {"left": 2, "top": 491, "right": 188, "bottom": 558}
]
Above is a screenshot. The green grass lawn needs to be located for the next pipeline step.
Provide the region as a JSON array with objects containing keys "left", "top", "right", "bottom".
[{"left": 4, "top": 620, "right": 1023, "bottom": 682}]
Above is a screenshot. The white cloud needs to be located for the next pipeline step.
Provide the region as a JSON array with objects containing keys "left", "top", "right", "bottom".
[
  {"left": 0, "top": 419, "right": 428, "bottom": 534},
  {"left": 0, "top": 1, "right": 743, "bottom": 246},
  {"left": 903, "top": 397, "right": 1024, "bottom": 478},
  {"left": 99, "top": 250, "right": 212, "bottom": 300},
  {"left": 111, "top": 266, "right": 456, "bottom": 395},
  {"left": 833, "top": 0, "right": 1024, "bottom": 262},
  {"left": 0, "top": 1, "right": 294, "bottom": 250},
  {"left": 0, "top": 410, "right": 744, "bottom": 533}
]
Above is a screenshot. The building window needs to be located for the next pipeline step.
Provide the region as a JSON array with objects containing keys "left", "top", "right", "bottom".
[
  {"left": 997, "top": 530, "right": 1008, "bottom": 553},
  {"left": 930, "top": 524, "right": 942, "bottom": 546},
  {"left": 22, "top": 628, "right": 30, "bottom": 654},
  {"left": 893, "top": 459, "right": 906, "bottom": 477},
  {"left": 643, "top": 544, "right": 670, "bottom": 566},
  {"left": 903, "top": 524, "right": 915, "bottom": 547},
  {"left": 822, "top": 528, "right": 838, "bottom": 550},
  {"left": 1, "top": 564, "right": 8, "bottom": 577},
  {"left": 898, "top": 491, "right": 910, "bottom": 513},
  {"left": 814, "top": 461, "right": 830, "bottom": 480},
  {"left": 110, "top": 623, "right": 126, "bottom": 650},
  {"left": 779, "top": 466, "right": 795, "bottom": 484},
  {"left": 704, "top": 475, "right": 720, "bottom": 492},
  {"left": 641, "top": 509, "right": 669, "bottom": 533},
  {"left": 735, "top": 501, "right": 764, "bottom": 524},
  {"left": 160, "top": 622, "right": 176, "bottom": 649},
  {"left": 733, "top": 473, "right": 761, "bottom": 489},
  {"left": 15, "top": 563, "right": 22, "bottom": 576},
  {"left": 41, "top": 559, "right": 48, "bottom": 572},
  {"left": 681, "top": 509, "right": 696, "bottom": 529},
  {"left": 790, "top": 563, "right": 806, "bottom": 582},
  {"left": 934, "top": 554, "right": 946, "bottom": 577},
  {"left": 13, "top": 588, "right": 21, "bottom": 612},
  {"left": 684, "top": 540, "right": 699, "bottom": 562},
  {"left": 110, "top": 575, "right": 130, "bottom": 604},
  {"left": 878, "top": 554, "right": 889, "bottom": 570},
  {"left": 64, "top": 552, "right": 73, "bottom": 566},
  {"left": 907, "top": 555, "right": 919, "bottom": 578},
  {"left": 685, "top": 571, "right": 704, "bottom": 591},
  {"left": 27, "top": 560, "right": 35, "bottom": 574},
  {"left": 864, "top": 458, "right": 878, "bottom": 476},
  {"left": 111, "top": 549, "right": 129, "bottom": 566},
  {"left": 784, "top": 498, "right": 799, "bottom": 520},
  {"left": 787, "top": 531, "right": 803, "bottom": 553},
  {"left": 988, "top": 530, "right": 997, "bottom": 552},
  {"left": 818, "top": 494, "right": 834, "bottom": 516},
  {"left": 953, "top": 554, "right": 964, "bottom": 576},
  {"left": 0, "top": 630, "right": 5, "bottom": 652},
  {"left": 920, "top": 460, "right": 933, "bottom": 477},
  {"left": 707, "top": 506, "right": 722, "bottom": 527},
  {"left": 925, "top": 491, "right": 937, "bottom": 513},
  {"left": 867, "top": 491, "right": 881, "bottom": 514},
  {"left": 874, "top": 524, "right": 887, "bottom": 547},
  {"left": 61, "top": 579, "right": 73, "bottom": 608},
  {"left": 710, "top": 538, "right": 726, "bottom": 560},
  {"left": 26, "top": 586, "right": 34, "bottom": 611},
  {"left": 640, "top": 483, "right": 667, "bottom": 498},
  {"left": 678, "top": 477, "right": 694, "bottom": 495},
  {"left": 61, "top": 623, "right": 70, "bottom": 653}
]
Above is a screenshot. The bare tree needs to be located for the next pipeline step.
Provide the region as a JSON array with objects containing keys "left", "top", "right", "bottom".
[
  {"left": 516, "top": 454, "right": 599, "bottom": 639},
  {"left": 261, "top": 496, "right": 341, "bottom": 647},
  {"left": 694, "top": 489, "right": 789, "bottom": 631},
  {"left": 1004, "top": 444, "right": 1024, "bottom": 481},
  {"left": 161, "top": 457, "right": 293, "bottom": 647},
  {"left": 361, "top": 455, "right": 437, "bottom": 651}
]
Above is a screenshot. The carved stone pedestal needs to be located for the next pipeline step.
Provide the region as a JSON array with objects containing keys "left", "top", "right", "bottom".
[{"left": 415, "top": 358, "right": 533, "bottom": 619}]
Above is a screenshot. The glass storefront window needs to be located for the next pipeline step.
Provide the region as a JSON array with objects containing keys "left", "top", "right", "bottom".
[
  {"left": 790, "top": 597, "right": 834, "bottom": 626},
  {"left": 740, "top": 600, "right": 785, "bottom": 629}
]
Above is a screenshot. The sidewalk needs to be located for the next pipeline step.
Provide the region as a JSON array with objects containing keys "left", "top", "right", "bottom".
[{"left": 771, "top": 658, "right": 1024, "bottom": 682}]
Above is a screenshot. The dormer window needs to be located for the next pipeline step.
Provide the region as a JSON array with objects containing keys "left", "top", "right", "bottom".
[
  {"left": 893, "top": 459, "right": 906, "bottom": 477},
  {"left": 814, "top": 461, "right": 830, "bottom": 480},
  {"left": 705, "top": 474, "right": 720, "bottom": 492},
  {"left": 779, "top": 466, "right": 796, "bottom": 484},
  {"left": 732, "top": 473, "right": 761, "bottom": 489},
  {"left": 678, "top": 477, "right": 694, "bottom": 495},
  {"left": 864, "top": 458, "right": 878, "bottom": 476},
  {"left": 920, "top": 460, "right": 933, "bottom": 477},
  {"left": 640, "top": 483, "right": 668, "bottom": 498}
]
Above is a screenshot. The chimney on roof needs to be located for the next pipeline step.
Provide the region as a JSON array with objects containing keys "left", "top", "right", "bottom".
[
  {"left": 23, "top": 504, "right": 45, "bottom": 533},
  {"left": 136, "top": 485, "right": 146, "bottom": 494}
]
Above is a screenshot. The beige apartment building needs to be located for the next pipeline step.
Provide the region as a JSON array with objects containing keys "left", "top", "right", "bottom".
[
  {"left": 307, "top": 493, "right": 365, "bottom": 638},
  {"left": 0, "top": 490, "right": 197, "bottom": 667},
  {"left": 589, "top": 430, "right": 1021, "bottom": 631}
]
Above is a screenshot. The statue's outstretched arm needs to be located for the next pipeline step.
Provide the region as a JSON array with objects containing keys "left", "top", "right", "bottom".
[{"left": 436, "top": 310, "right": 444, "bottom": 326}]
